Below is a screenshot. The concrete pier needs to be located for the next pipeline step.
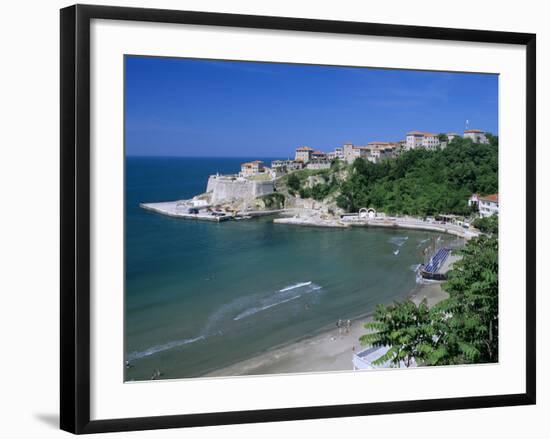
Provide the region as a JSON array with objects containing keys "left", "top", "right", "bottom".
[
  {"left": 140, "top": 202, "right": 231, "bottom": 221},
  {"left": 140, "top": 201, "right": 287, "bottom": 222}
]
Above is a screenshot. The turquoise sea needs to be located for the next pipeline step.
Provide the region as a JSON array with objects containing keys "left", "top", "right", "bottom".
[{"left": 125, "top": 157, "right": 459, "bottom": 381}]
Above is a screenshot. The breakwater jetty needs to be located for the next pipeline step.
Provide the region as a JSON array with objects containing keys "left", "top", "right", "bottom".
[{"left": 140, "top": 201, "right": 287, "bottom": 222}]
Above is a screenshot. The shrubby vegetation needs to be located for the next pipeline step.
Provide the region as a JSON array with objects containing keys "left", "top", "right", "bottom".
[
  {"left": 361, "top": 219, "right": 499, "bottom": 367},
  {"left": 360, "top": 299, "right": 434, "bottom": 368},
  {"left": 260, "top": 192, "right": 285, "bottom": 209},
  {"left": 337, "top": 136, "right": 498, "bottom": 216},
  {"left": 473, "top": 214, "right": 498, "bottom": 235},
  {"left": 282, "top": 168, "right": 338, "bottom": 200}
]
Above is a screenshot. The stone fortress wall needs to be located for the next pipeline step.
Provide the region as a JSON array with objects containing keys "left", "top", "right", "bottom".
[{"left": 206, "top": 175, "right": 274, "bottom": 204}]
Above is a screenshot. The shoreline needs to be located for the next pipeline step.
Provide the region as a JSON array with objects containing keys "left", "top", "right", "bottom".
[
  {"left": 203, "top": 281, "right": 449, "bottom": 378},
  {"left": 274, "top": 214, "right": 479, "bottom": 239},
  {"left": 141, "top": 200, "right": 479, "bottom": 240}
]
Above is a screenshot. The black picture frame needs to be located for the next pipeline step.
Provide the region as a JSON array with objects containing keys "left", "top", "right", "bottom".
[{"left": 60, "top": 4, "right": 536, "bottom": 434}]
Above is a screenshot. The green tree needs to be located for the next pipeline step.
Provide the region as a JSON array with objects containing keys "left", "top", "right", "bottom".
[
  {"left": 485, "top": 132, "right": 499, "bottom": 147},
  {"left": 436, "top": 234, "right": 499, "bottom": 363},
  {"left": 361, "top": 232, "right": 499, "bottom": 367},
  {"left": 336, "top": 139, "right": 498, "bottom": 216},
  {"left": 360, "top": 299, "right": 436, "bottom": 367},
  {"left": 287, "top": 173, "right": 300, "bottom": 192},
  {"left": 473, "top": 215, "right": 498, "bottom": 235}
]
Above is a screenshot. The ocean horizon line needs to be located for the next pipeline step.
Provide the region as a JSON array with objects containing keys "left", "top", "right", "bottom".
[{"left": 126, "top": 155, "right": 289, "bottom": 160}]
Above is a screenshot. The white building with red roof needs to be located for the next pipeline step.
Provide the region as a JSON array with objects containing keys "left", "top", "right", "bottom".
[
  {"left": 464, "top": 129, "right": 489, "bottom": 144},
  {"left": 478, "top": 193, "right": 499, "bottom": 218}
]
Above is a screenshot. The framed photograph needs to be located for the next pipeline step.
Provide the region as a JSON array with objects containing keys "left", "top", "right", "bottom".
[{"left": 60, "top": 4, "right": 536, "bottom": 434}]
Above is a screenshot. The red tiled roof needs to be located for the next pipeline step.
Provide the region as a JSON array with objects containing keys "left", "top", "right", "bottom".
[
  {"left": 479, "top": 193, "right": 498, "bottom": 203},
  {"left": 241, "top": 160, "right": 263, "bottom": 167},
  {"left": 407, "top": 131, "right": 439, "bottom": 137},
  {"left": 464, "top": 129, "right": 484, "bottom": 133}
]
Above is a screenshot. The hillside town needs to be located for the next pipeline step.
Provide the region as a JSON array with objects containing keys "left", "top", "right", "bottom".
[
  {"left": 245, "top": 128, "right": 490, "bottom": 178},
  {"left": 236, "top": 128, "right": 497, "bottom": 219},
  {"left": 141, "top": 126, "right": 498, "bottom": 225}
]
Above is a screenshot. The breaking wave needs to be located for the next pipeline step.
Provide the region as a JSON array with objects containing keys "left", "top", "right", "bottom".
[
  {"left": 234, "top": 281, "right": 321, "bottom": 321},
  {"left": 127, "top": 335, "right": 205, "bottom": 362},
  {"left": 233, "top": 295, "right": 301, "bottom": 321},
  {"left": 129, "top": 281, "right": 322, "bottom": 361},
  {"left": 279, "top": 281, "right": 312, "bottom": 292}
]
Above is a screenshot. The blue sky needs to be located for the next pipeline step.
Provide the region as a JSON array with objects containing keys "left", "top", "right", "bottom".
[{"left": 125, "top": 56, "right": 498, "bottom": 158}]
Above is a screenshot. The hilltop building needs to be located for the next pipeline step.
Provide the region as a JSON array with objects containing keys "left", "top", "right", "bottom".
[
  {"left": 343, "top": 143, "right": 357, "bottom": 164},
  {"left": 311, "top": 150, "right": 326, "bottom": 159},
  {"left": 240, "top": 160, "right": 264, "bottom": 177},
  {"left": 406, "top": 131, "right": 441, "bottom": 150},
  {"left": 340, "top": 142, "right": 397, "bottom": 164},
  {"left": 306, "top": 150, "right": 330, "bottom": 169},
  {"left": 447, "top": 132, "right": 460, "bottom": 143},
  {"left": 421, "top": 133, "right": 440, "bottom": 150},
  {"left": 342, "top": 143, "right": 368, "bottom": 164},
  {"left": 367, "top": 141, "right": 392, "bottom": 149},
  {"left": 406, "top": 131, "right": 425, "bottom": 150},
  {"left": 464, "top": 129, "right": 489, "bottom": 144},
  {"left": 327, "top": 147, "right": 344, "bottom": 161},
  {"left": 295, "top": 146, "right": 314, "bottom": 163},
  {"left": 366, "top": 142, "right": 397, "bottom": 163},
  {"left": 270, "top": 159, "right": 304, "bottom": 177},
  {"left": 271, "top": 159, "right": 304, "bottom": 172}
]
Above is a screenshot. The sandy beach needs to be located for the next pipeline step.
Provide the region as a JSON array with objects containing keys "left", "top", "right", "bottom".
[{"left": 204, "top": 282, "right": 449, "bottom": 377}]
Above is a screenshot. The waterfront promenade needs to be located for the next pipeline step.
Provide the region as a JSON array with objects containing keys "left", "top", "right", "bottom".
[
  {"left": 142, "top": 199, "right": 480, "bottom": 240},
  {"left": 274, "top": 214, "right": 480, "bottom": 239}
]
